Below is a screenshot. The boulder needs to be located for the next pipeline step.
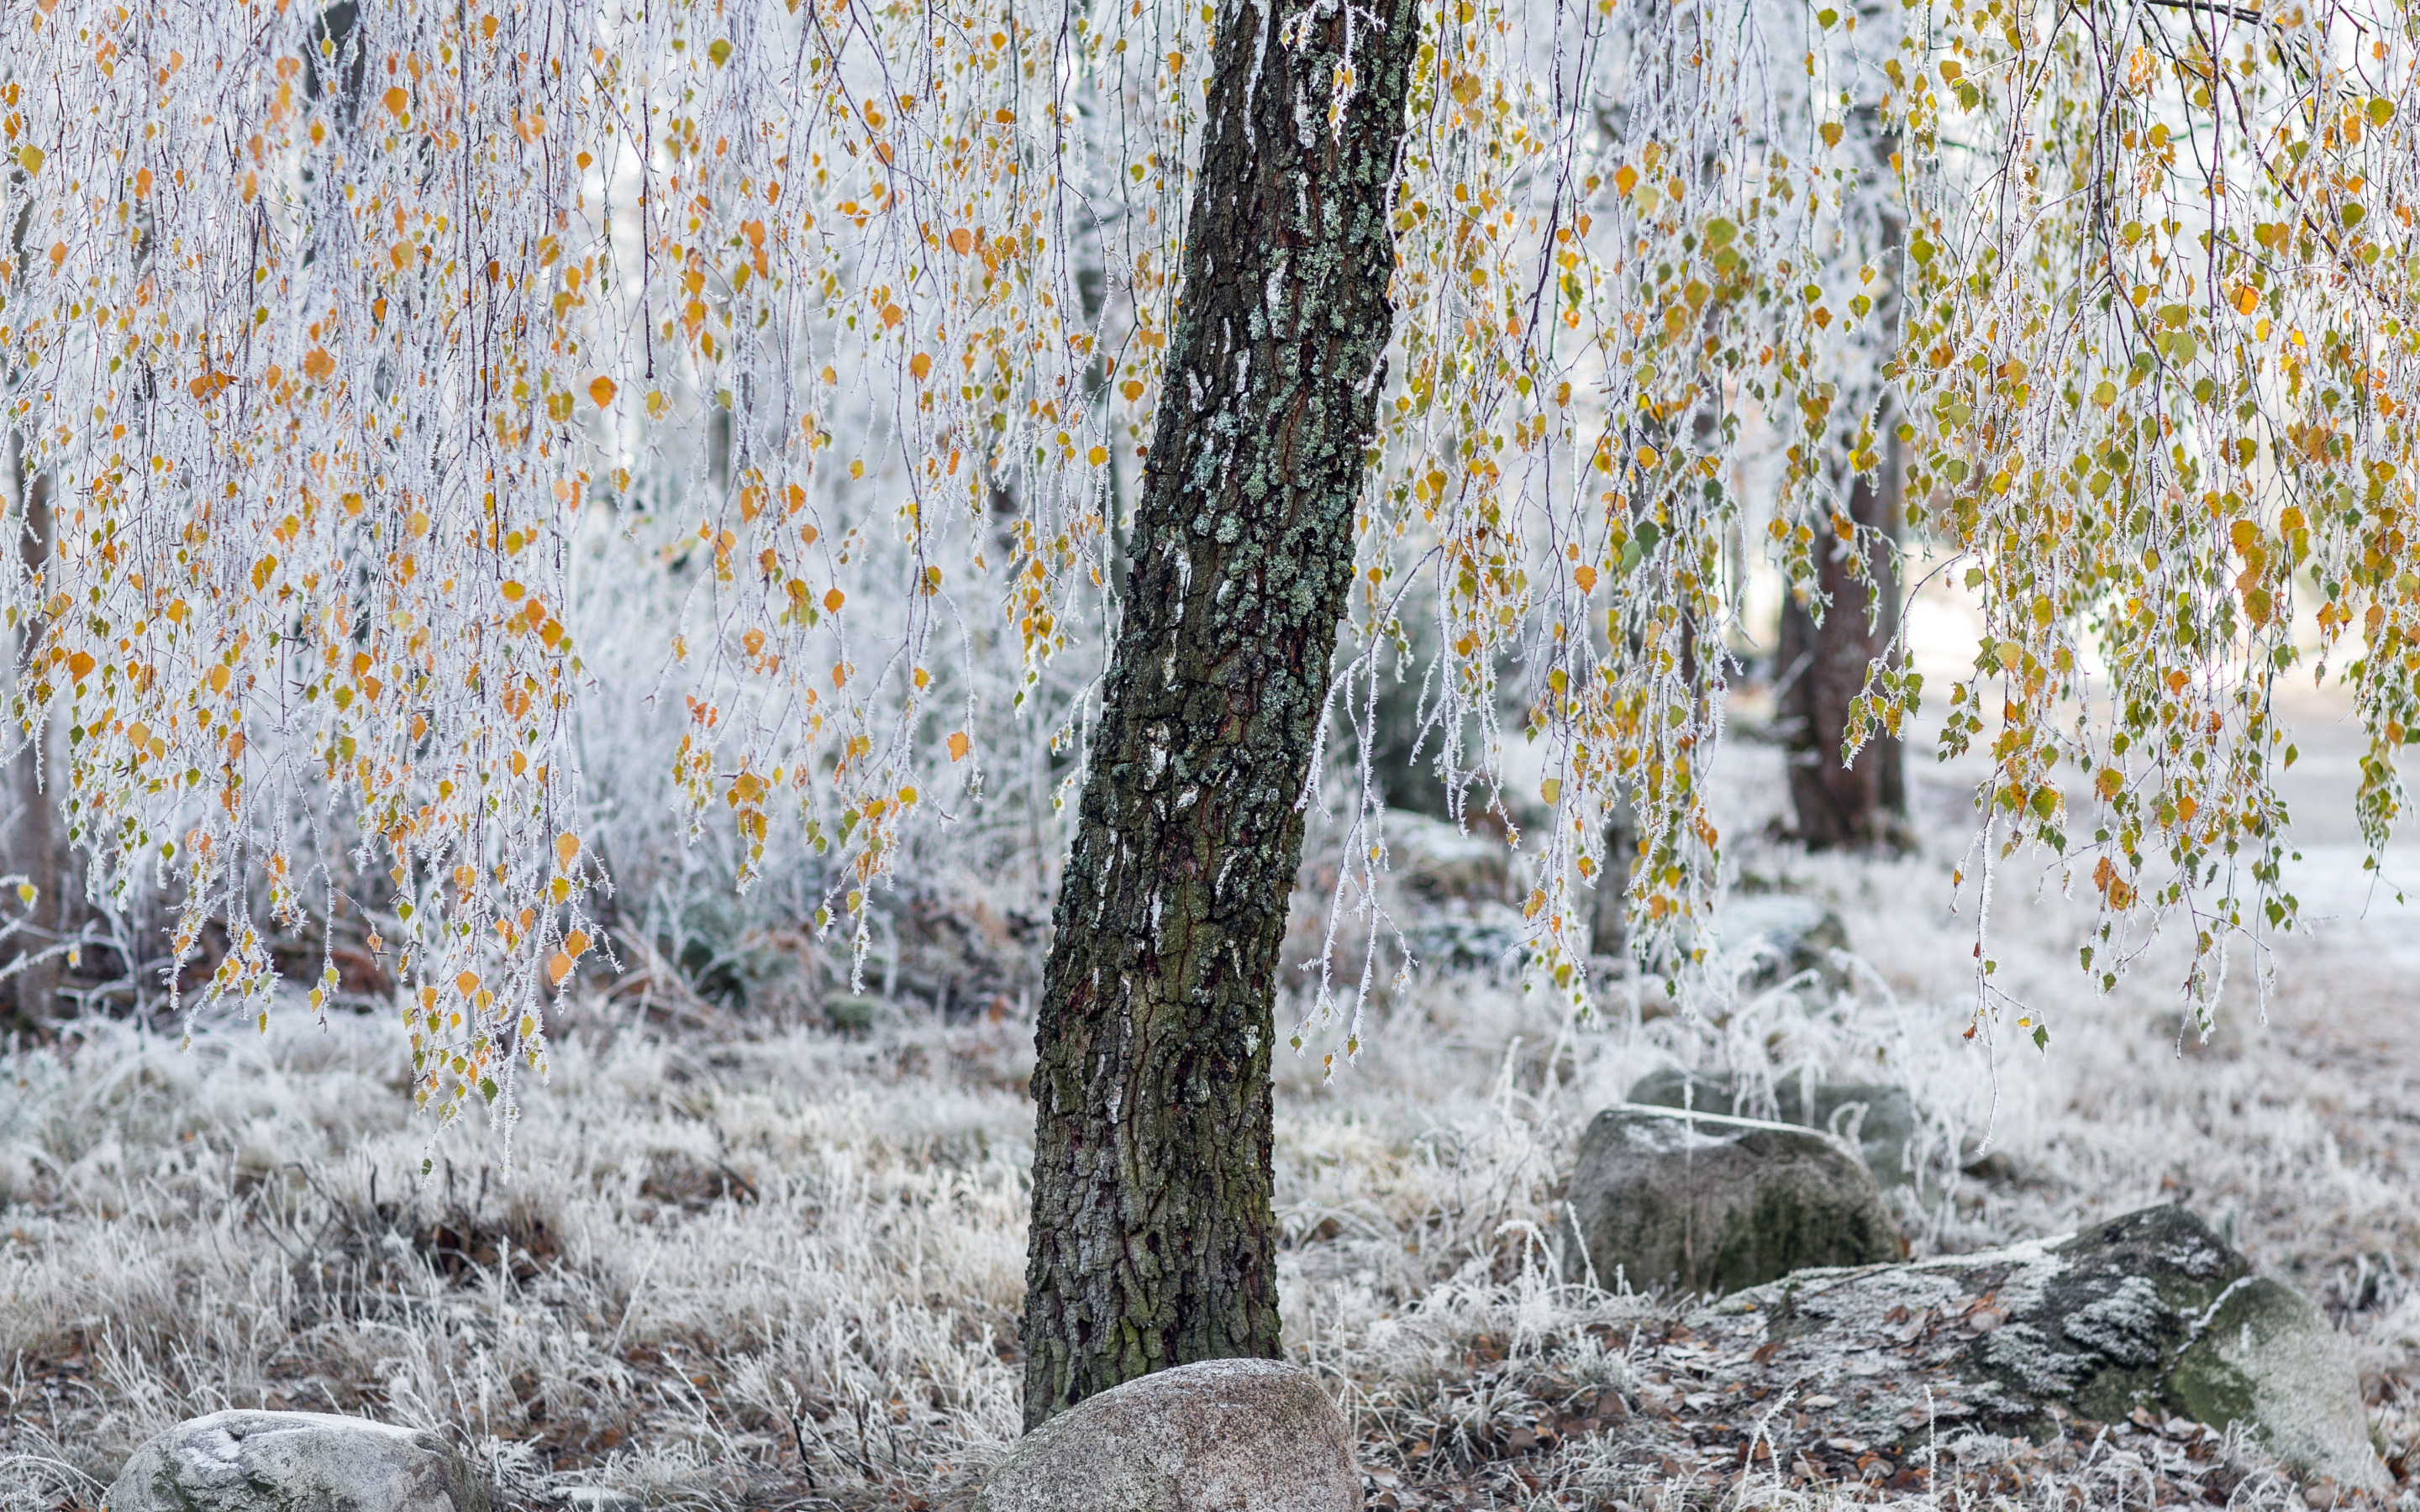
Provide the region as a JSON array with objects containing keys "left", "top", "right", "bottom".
[
  {"left": 1559, "top": 1104, "right": 1902, "bottom": 1295},
  {"left": 1711, "top": 894, "right": 1849, "bottom": 992},
  {"left": 1689, "top": 1205, "right": 2386, "bottom": 1488},
  {"left": 1383, "top": 811, "right": 1508, "bottom": 905},
  {"left": 108, "top": 1411, "right": 489, "bottom": 1512},
  {"left": 2170, "top": 1278, "right": 2384, "bottom": 1491},
  {"left": 976, "top": 1358, "right": 1360, "bottom": 1512},
  {"left": 1628, "top": 1068, "right": 1917, "bottom": 1188}
]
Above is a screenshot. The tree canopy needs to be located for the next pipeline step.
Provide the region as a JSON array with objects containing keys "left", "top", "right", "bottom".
[{"left": 0, "top": 0, "right": 2413, "bottom": 1117}]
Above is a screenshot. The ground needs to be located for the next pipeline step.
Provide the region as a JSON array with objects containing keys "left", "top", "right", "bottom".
[{"left": 5, "top": 714, "right": 2420, "bottom": 1512}]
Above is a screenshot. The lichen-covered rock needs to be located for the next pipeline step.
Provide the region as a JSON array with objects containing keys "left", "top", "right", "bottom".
[
  {"left": 106, "top": 1411, "right": 489, "bottom": 1512},
  {"left": 975, "top": 1358, "right": 1360, "bottom": 1512},
  {"left": 1627, "top": 1068, "right": 1917, "bottom": 1188},
  {"left": 1559, "top": 1104, "right": 1902, "bottom": 1295},
  {"left": 2170, "top": 1278, "right": 2384, "bottom": 1491},
  {"left": 1688, "top": 1205, "right": 2387, "bottom": 1489}
]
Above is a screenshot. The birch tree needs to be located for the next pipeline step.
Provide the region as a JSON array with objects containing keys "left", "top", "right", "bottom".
[{"left": 1, "top": 0, "right": 2414, "bottom": 1419}]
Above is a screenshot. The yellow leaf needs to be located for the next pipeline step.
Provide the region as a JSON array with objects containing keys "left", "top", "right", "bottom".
[
  {"left": 382, "top": 86, "right": 408, "bottom": 116},
  {"left": 1574, "top": 564, "right": 1597, "bottom": 593},
  {"left": 1820, "top": 121, "right": 1844, "bottom": 149},
  {"left": 1087, "top": 445, "right": 1108, "bottom": 466},
  {"left": 66, "top": 650, "right": 94, "bottom": 680},
  {"left": 555, "top": 832, "right": 581, "bottom": 872},
  {"left": 1612, "top": 164, "right": 1639, "bottom": 197},
  {"left": 302, "top": 347, "right": 336, "bottom": 382},
  {"left": 18, "top": 146, "right": 42, "bottom": 174},
  {"left": 824, "top": 588, "right": 845, "bottom": 613},
  {"left": 1541, "top": 778, "right": 1562, "bottom": 806},
  {"left": 2232, "top": 285, "right": 2260, "bottom": 316},
  {"left": 588, "top": 375, "right": 618, "bottom": 407},
  {"left": 455, "top": 970, "right": 481, "bottom": 996},
  {"left": 909, "top": 352, "right": 933, "bottom": 382}
]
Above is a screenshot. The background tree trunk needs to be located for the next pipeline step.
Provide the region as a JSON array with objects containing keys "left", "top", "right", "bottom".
[
  {"left": 1018, "top": 0, "right": 1419, "bottom": 1429},
  {"left": 1776, "top": 455, "right": 1905, "bottom": 850},
  {"left": 6, "top": 444, "right": 58, "bottom": 1028},
  {"left": 1778, "top": 112, "right": 1907, "bottom": 852}
]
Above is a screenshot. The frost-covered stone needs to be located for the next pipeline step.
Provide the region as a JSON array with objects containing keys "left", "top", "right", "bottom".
[
  {"left": 1384, "top": 811, "right": 1508, "bottom": 905},
  {"left": 2170, "top": 1278, "right": 2386, "bottom": 1491},
  {"left": 1559, "top": 1104, "right": 1902, "bottom": 1294},
  {"left": 1688, "top": 1205, "right": 2387, "bottom": 1488},
  {"left": 1711, "top": 894, "right": 1850, "bottom": 991},
  {"left": 975, "top": 1358, "right": 1360, "bottom": 1512},
  {"left": 107, "top": 1410, "right": 489, "bottom": 1512},
  {"left": 1627, "top": 1068, "right": 1917, "bottom": 1188}
]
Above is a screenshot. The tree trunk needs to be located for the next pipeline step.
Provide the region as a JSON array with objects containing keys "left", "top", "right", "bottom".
[
  {"left": 1778, "top": 110, "right": 1906, "bottom": 852},
  {"left": 6, "top": 443, "right": 58, "bottom": 1026},
  {"left": 1777, "top": 450, "right": 1905, "bottom": 850},
  {"left": 1018, "top": 0, "right": 1418, "bottom": 1428}
]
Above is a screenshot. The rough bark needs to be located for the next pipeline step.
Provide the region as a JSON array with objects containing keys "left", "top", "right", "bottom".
[{"left": 1018, "top": 0, "right": 1418, "bottom": 1428}]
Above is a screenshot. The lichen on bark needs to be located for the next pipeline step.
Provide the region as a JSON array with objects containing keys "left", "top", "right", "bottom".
[{"left": 1017, "top": 0, "right": 1421, "bottom": 1429}]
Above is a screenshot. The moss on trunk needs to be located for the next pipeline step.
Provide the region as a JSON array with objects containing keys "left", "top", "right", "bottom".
[{"left": 1018, "top": 0, "right": 1419, "bottom": 1429}]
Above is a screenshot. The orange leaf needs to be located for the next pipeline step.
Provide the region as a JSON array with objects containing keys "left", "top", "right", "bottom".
[
  {"left": 382, "top": 87, "right": 408, "bottom": 117},
  {"left": 947, "top": 228, "right": 974, "bottom": 255},
  {"left": 948, "top": 731, "right": 971, "bottom": 762},
  {"left": 547, "top": 951, "right": 575, "bottom": 985},
  {"left": 555, "top": 832, "right": 581, "bottom": 872},
  {"left": 588, "top": 375, "right": 618, "bottom": 407},
  {"left": 455, "top": 970, "right": 481, "bottom": 996}
]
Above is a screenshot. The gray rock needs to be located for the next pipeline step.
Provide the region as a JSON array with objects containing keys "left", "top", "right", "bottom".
[
  {"left": 1559, "top": 1104, "right": 1902, "bottom": 1295},
  {"left": 1628, "top": 1068, "right": 1917, "bottom": 1188},
  {"left": 1402, "top": 903, "right": 1526, "bottom": 975},
  {"left": 2170, "top": 1277, "right": 2386, "bottom": 1490},
  {"left": 108, "top": 1411, "right": 489, "bottom": 1512},
  {"left": 976, "top": 1358, "right": 1360, "bottom": 1512},
  {"left": 1712, "top": 894, "right": 1849, "bottom": 992},
  {"left": 1690, "top": 1205, "right": 2387, "bottom": 1488},
  {"left": 1384, "top": 811, "right": 1508, "bottom": 905}
]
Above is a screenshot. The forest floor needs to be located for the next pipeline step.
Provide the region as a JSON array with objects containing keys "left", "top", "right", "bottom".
[{"left": 7, "top": 706, "right": 2420, "bottom": 1512}]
